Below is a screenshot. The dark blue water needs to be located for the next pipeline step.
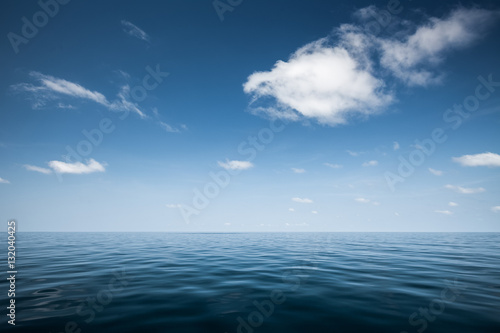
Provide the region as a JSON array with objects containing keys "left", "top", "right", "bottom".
[{"left": 1, "top": 232, "right": 499, "bottom": 333}]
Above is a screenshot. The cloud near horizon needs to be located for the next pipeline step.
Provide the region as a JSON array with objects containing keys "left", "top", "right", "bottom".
[
  {"left": 243, "top": 7, "right": 499, "bottom": 126},
  {"left": 452, "top": 152, "right": 500, "bottom": 167}
]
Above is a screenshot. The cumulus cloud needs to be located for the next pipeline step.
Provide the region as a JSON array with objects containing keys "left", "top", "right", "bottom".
[
  {"left": 23, "top": 164, "right": 52, "bottom": 174},
  {"left": 324, "top": 163, "right": 342, "bottom": 169},
  {"left": 435, "top": 210, "right": 453, "bottom": 215},
  {"left": 244, "top": 37, "right": 393, "bottom": 126},
  {"left": 452, "top": 152, "right": 500, "bottom": 167},
  {"left": 243, "top": 7, "right": 499, "bottom": 125},
  {"left": 121, "top": 20, "right": 150, "bottom": 42},
  {"left": 491, "top": 206, "right": 500, "bottom": 213},
  {"left": 449, "top": 202, "right": 458, "bottom": 207},
  {"left": 0, "top": 177, "right": 10, "bottom": 184},
  {"left": 288, "top": 208, "right": 295, "bottom": 212},
  {"left": 445, "top": 184, "right": 485, "bottom": 194},
  {"left": 12, "top": 72, "right": 146, "bottom": 118},
  {"left": 428, "top": 168, "right": 443, "bottom": 176},
  {"left": 291, "top": 168, "right": 306, "bottom": 173},
  {"left": 218, "top": 160, "right": 254, "bottom": 171},
  {"left": 292, "top": 197, "right": 313, "bottom": 204},
  {"left": 362, "top": 160, "right": 378, "bottom": 167},
  {"left": 311, "top": 211, "right": 318, "bottom": 214},
  {"left": 48, "top": 159, "right": 106, "bottom": 174}
]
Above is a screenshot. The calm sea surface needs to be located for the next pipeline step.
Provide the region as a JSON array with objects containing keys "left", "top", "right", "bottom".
[{"left": 1, "top": 232, "right": 499, "bottom": 333}]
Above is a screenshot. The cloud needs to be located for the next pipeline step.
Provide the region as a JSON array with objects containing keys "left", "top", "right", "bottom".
[
  {"left": 311, "top": 211, "right": 318, "bottom": 214},
  {"left": 491, "top": 206, "right": 500, "bottom": 213},
  {"left": 121, "top": 20, "right": 150, "bottom": 42},
  {"left": 288, "top": 208, "right": 295, "bottom": 212},
  {"left": 218, "top": 160, "right": 254, "bottom": 171},
  {"left": 244, "top": 37, "right": 393, "bottom": 126},
  {"left": 449, "top": 202, "right": 458, "bottom": 207},
  {"left": 355, "top": 197, "right": 370, "bottom": 203},
  {"left": 166, "top": 204, "right": 181, "bottom": 208},
  {"left": 378, "top": 8, "right": 500, "bottom": 86},
  {"left": 0, "top": 177, "right": 10, "bottom": 184},
  {"left": 347, "top": 150, "right": 362, "bottom": 156},
  {"left": 452, "top": 152, "right": 500, "bottom": 167},
  {"left": 393, "top": 141, "right": 400, "bottom": 151},
  {"left": 243, "top": 7, "right": 499, "bottom": 125},
  {"left": 324, "top": 163, "right": 342, "bottom": 169},
  {"left": 445, "top": 184, "right": 485, "bottom": 194},
  {"left": 159, "top": 121, "right": 187, "bottom": 133},
  {"left": 12, "top": 72, "right": 146, "bottom": 118},
  {"left": 48, "top": 159, "right": 106, "bottom": 174},
  {"left": 291, "top": 168, "right": 306, "bottom": 173},
  {"left": 23, "top": 164, "right": 52, "bottom": 174},
  {"left": 435, "top": 210, "right": 453, "bottom": 215},
  {"left": 428, "top": 168, "right": 443, "bottom": 176},
  {"left": 362, "top": 160, "right": 378, "bottom": 167},
  {"left": 292, "top": 197, "right": 313, "bottom": 204}
]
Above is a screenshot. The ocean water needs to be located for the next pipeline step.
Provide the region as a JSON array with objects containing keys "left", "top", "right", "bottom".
[{"left": 1, "top": 232, "right": 500, "bottom": 333}]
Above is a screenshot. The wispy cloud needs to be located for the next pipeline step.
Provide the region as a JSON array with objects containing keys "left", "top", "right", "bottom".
[
  {"left": 0, "top": 177, "right": 10, "bottom": 184},
  {"left": 324, "top": 163, "right": 342, "bottom": 169},
  {"left": 428, "top": 168, "right": 443, "bottom": 176},
  {"left": 159, "top": 121, "right": 187, "bottom": 133},
  {"left": 121, "top": 20, "right": 150, "bottom": 42},
  {"left": 435, "top": 210, "right": 453, "bottom": 215},
  {"left": 292, "top": 197, "right": 313, "bottom": 204},
  {"left": 218, "top": 160, "right": 254, "bottom": 171},
  {"left": 355, "top": 197, "right": 370, "bottom": 203},
  {"left": 492, "top": 206, "right": 500, "bottom": 213},
  {"left": 393, "top": 141, "right": 400, "bottom": 151},
  {"left": 452, "top": 152, "right": 500, "bottom": 167},
  {"left": 12, "top": 72, "right": 146, "bottom": 118},
  {"left": 288, "top": 208, "right": 295, "bottom": 212},
  {"left": 166, "top": 204, "right": 182, "bottom": 209},
  {"left": 311, "top": 210, "right": 318, "bottom": 214},
  {"left": 445, "top": 184, "right": 485, "bottom": 194},
  {"left": 291, "top": 168, "right": 306, "bottom": 173},
  {"left": 449, "top": 202, "right": 458, "bottom": 207},
  {"left": 48, "top": 159, "right": 106, "bottom": 174},
  {"left": 23, "top": 164, "right": 52, "bottom": 174},
  {"left": 362, "top": 160, "right": 378, "bottom": 167},
  {"left": 243, "top": 7, "right": 499, "bottom": 125}
]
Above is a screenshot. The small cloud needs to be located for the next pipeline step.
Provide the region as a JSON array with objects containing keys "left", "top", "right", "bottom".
[
  {"left": 347, "top": 150, "right": 362, "bottom": 157},
  {"left": 121, "top": 20, "right": 150, "bottom": 42},
  {"left": 324, "top": 163, "right": 342, "bottom": 169},
  {"left": 452, "top": 152, "right": 500, "bottom": 167},
  {"left": 291, "top": 168, "right": 306, "bottom": 173},
  {"left": 355, "top": 197, "right": 370, "bottom": 203},
  {"left": 0, "top": 177, "right": 10, "bottom": 184},
  {"left": 428, "top": 168, "right": 443, "bottom": 176},
  {"left": 362, "top": 160, "right": 378, "bottom": 167},
  {"left": 448, "top": 202, "right": 458, "bottom": 207},
  {"left": 435, "top": 210, "right": 453, "bottom": 215},
  {"left": 159, "top": 121, "right": 185, "bottom": 133},
  {"left": 224, "top": 222, "right": 232, "bottom": 226},
  {"left": 288, "top": 208, "right": 295, "bottom": 212},
  {"left": 57, "top": 103, "right": 76, "bottom": 109},
  {"left": 445, "top": 184, "right": 485, "bottom": 194},
  {"left": 166, "top": 204, "right": 181, "bottom": 208},
  {"left": 48, "top": 159, "right": 106, "bottom": 174},
  {"left": 311, "top": 211, "right": 318, "bottom": 214},
  {"left": 218, "top": 160, "right": 254, "bottom": 171},
  {"left": 23, "top": 164, "right": 52, "bottom": 174},
  {"left": 394, "top": 212, "right": 399, "bottom": 216},
  {"left": 372, "top": 201, "right": 380, "bottom": 206},
  {"left": 393, "top": 141, "right": 400, "bottom": 151},
  {"left": 491, "top": 206, "right": 500, "bottom": 213},
  {"left": 292, "top": 197, "right": 313, "bottom": 204}
]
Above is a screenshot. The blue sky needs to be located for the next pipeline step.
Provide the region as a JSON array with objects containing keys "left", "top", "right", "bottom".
[{"left": 1, "top": 0, "right": 500, "bottom": 232}]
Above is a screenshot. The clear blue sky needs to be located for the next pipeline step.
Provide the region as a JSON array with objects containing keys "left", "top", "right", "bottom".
[{"left": 1, "top": 0, "right": 499, "bottom": 231}]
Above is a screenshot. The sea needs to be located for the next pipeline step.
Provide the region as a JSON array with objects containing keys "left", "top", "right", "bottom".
[{"left": 1, "top": 232, "right": 499, "bottom": 333}]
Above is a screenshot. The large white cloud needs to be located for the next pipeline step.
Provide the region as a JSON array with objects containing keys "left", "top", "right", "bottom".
[
  {"left": 243, "top": 7, "right": 499, "bottom": 125},
  {"left": 452, "top": 152, "right": 500, "bottom": 167}
]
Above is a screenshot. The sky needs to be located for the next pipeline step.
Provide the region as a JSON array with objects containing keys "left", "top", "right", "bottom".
[{"left": 0, "top": 0, "right": 500, "bottom": 232}]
